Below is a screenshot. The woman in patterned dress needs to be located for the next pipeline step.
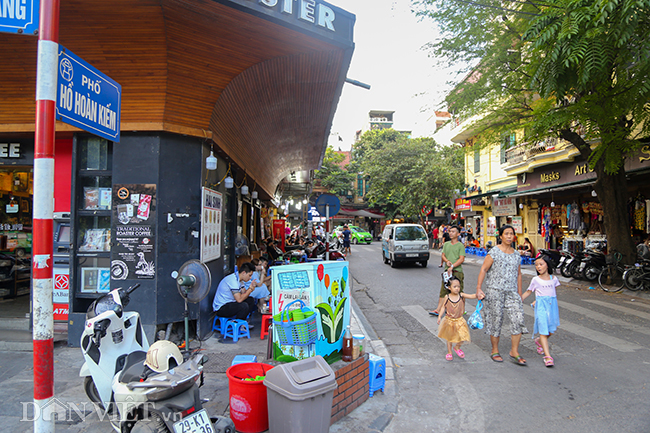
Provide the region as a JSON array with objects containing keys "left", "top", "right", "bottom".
[{"left": 475, "top": 225, "right": 529, "bottom": 365}]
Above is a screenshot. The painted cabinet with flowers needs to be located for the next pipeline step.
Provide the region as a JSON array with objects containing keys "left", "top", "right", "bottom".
[{"left": 270, "top": 261, "right": 350, "bottom": 363}]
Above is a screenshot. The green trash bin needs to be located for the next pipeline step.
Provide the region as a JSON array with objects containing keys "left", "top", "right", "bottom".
[{"left": 263, "top": 355, "right": 338, "bottom": 433}]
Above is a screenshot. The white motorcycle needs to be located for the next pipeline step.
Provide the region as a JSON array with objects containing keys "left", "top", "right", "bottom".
[{"left": 80, "top": 283, "right": 234, "bottom": 433}]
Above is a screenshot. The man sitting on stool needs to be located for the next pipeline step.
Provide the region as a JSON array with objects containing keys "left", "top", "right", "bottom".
[{"left": 213, "top": 262, "right": 258, "bottom": 329}]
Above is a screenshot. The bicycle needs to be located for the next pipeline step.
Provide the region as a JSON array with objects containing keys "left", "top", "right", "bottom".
[{"left": 597, "top": 251, "right": 629, "bottom": 293}]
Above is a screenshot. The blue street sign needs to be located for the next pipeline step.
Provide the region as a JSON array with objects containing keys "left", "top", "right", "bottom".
[
  {"left": 0, "top": 0, "right": 39, "bottom": 35},
  {"left": 56, "top": 45, "right": 121, "bottom": 142},
  {"left": 315, "top": 193, "right": 340, "bottom": 217}
]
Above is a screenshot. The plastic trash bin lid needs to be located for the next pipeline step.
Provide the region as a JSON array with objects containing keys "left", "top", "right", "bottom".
[{"left": 264, "top": 356, "right": 337, "bottom": 401}]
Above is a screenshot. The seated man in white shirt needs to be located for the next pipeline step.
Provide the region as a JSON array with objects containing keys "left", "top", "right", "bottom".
[{"left": 212, "top": 262, "right": 259, "bottom": 327}]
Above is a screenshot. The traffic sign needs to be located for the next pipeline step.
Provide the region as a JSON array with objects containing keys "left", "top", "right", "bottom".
[
  {"left": 315, "top": 193, "right": 340, "bottom": 217},
  {"left": 56, "top": 45, "right": 122, "bottom": 142},
  {"left": 0, "top": 0, "right": 39, "bottom": 35}
]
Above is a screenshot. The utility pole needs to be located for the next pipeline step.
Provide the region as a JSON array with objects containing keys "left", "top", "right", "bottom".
[{"left": 33, "top": 0, "right": 59, "bottom": 431}]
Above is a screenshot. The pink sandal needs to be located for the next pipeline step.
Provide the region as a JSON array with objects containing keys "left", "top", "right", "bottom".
[
  {"left": 445, "top": 353, "right": 453, "bottom": 361},
  {"left": 543, "top": 356, "right": 554, "bottom": 367},
  {"left": 454, "top": 347, "right": 465, "bottom": 358},
  {"left": 534, "top": 338, "right": 544, "bottom": 355}
]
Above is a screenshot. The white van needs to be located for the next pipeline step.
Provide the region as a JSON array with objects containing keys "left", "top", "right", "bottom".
[{"left": 381, "top": 223, "right": 429, "bottom": 268}]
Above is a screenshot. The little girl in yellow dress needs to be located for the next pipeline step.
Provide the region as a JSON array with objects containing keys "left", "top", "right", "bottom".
[{"left": 437, "top": 277, "right": 478, "bottom": 360}]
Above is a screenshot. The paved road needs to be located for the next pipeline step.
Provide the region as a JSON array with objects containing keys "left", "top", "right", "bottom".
[{"left": 345, "top": 243, "right": 650, "bottom": 433}]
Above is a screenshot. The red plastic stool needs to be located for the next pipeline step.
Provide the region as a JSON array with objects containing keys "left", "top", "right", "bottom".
[{"left": 260, "top": 314, "right": 272, "bottom": 340}]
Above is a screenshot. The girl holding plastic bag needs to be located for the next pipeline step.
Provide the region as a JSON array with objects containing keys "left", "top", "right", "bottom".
[{"left": 437, "top": 277, "right": 478, "bottom": 360}]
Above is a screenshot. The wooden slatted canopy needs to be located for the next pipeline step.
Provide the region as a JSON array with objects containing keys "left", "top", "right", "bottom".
[{"left": 0, "top": 0, "right": 354, "bottom": 197}]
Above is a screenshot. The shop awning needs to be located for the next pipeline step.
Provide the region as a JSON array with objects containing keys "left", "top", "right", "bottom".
[
  {"left": 0, "top": 0, "right": 355, "bottom": 199},
  {"left": 500, "top": 179, "right": 596, "bottom": 198},
  {"left": 338, "top": 208, "right": 386, "bottom": 218}
]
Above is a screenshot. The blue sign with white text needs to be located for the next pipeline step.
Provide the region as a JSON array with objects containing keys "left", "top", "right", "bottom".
[
  {"left": 0, "top": 0, "right": 39, "bottom": 35},
  {"left": 56, "top": 46, "right": 121, "bottom": 142}
]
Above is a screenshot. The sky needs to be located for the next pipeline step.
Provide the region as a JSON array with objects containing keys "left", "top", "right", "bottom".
[{"left": 326, "top": 0, "right": 460, "bottom": 151}]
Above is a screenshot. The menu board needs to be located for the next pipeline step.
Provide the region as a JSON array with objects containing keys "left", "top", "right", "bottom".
[
  {"left": 111, "top": 184, "right": 156, "bottom": 280},
  {"left": 201, "top": 187, "right": 222, "bottom": 263}
]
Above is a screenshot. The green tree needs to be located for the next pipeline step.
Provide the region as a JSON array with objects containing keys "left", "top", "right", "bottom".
[
  {"left": 414, "top": 0, "right": 650, "bottom": 262},
  {"left": 314, "top": 146, "right": 355, "bottom": 197},
  {"left": 355, "top": 129, "right": 464, "bottom": 221}
]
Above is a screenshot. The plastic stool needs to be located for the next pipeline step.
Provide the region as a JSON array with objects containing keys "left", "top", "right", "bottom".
[
  {"left": 213, "top": 316, "right": 236, "bottom": 335},
  {"left": 260, "top": 314, "right": 272, "bottom": 340},
  {"left": 368, "top": 353, "right": 386, "bottom": 397},
  {"left": 231, "top": 355, "right": 257, "bottom": 366},
  {"left": 223, "top": 319, "right": 250, "bottom": 342}
]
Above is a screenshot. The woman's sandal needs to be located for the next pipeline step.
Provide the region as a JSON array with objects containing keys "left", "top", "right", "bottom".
[
  {"left": 510, "top": 354, "right": 527, "bottom": 366},
  {"left": 445, "top": 353, "right": 453, "bottom": 361},
  {"left": 490, "top": 353, "right": 503, "bottom": 362},
  {"left": 543, "top": 356, "right": 554, "bottom": 367},
  {"left": 534, "top": 338, "right": 544, "bottom": 355},
  {"left": 454, "top": 347, "right": 465, "bottom": 358}
]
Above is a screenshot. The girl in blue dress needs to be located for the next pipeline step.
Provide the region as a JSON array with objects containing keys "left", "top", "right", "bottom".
[{"left": 522, "top": 255, "right": 560, "bottom": 367}]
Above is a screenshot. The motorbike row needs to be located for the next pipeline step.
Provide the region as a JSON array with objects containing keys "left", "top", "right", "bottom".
[{"left": 538, "top": 245, "right": 650, "bottom": 292}]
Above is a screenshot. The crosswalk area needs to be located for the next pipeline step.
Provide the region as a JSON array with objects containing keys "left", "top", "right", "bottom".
[{"left": 401, "top": 292, "right": 650, "bottom": 354}]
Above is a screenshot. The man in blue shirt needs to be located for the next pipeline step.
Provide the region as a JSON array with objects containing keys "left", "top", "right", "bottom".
[
  {"left": 342, "top": 225, "right": 352, "bottom": 255},
  {"left": 213, "top": 262, "right": 259, "bottom": 324}
]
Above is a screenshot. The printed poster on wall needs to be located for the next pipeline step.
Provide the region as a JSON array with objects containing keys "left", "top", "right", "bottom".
[
  {"left": 111, "top": 184, "right": 156, "bottom": 281},
  {"left": 511, "top": 216, "right": 523, "bottom": 234},
  {"left": 487, "top": 216, "right": 497, "bottom": 237},
  {"left": 201, "top": 187, "right": 222, "bottom": 263}
]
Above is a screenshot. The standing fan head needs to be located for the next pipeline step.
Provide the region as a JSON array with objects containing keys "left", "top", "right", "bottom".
[{"left": 235, "top": 234, "right": 250, "bottom": 256}]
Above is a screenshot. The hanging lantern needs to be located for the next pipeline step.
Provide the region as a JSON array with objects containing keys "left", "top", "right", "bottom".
[{"left": 224, "top": 176, "right": 234, "bottom": 189}]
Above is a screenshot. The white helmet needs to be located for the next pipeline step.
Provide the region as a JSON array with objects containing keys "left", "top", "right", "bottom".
[{"left": 144, "top": 340, "right": 183, "bottom": 373}]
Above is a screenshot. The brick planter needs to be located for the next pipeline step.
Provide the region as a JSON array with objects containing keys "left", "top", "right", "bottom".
[{"left": 330, "top": 354, "right": 370, "bottom": 424}]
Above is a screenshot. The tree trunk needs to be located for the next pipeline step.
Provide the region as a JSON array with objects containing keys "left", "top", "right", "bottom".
[
  {"left": 592, "top": 159, "right": 636, "bottom": 263},
  {"left": 560, "top": 129, "right": 636, "bottom": 264}
]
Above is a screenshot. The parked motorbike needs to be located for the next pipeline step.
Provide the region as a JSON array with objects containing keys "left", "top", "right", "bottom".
[
  {"left": 580, "top": 249, "right": 608, "bottom": 281},
  {"left": 80, "top": 283, "right": 233, "bottom": 433},
  {"left": 624, "top": 260, "right": 650, "bottom": 291},
  {"left": 561, "top": 251, "right": 585, "bottom": 279}
]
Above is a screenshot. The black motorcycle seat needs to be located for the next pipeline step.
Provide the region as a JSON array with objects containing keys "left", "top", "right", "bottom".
[{"left": 118, "top": 351, "right": 148, "bottom": 384}]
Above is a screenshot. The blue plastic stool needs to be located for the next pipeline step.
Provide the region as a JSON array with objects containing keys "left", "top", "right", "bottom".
[
  {"left": 368, "top": 353, "right": 386, "bottom": 397},
  {"left": 223, "top": 319, "right": 250, "bottom": 342},
  {"left": 231, "top": 355, "right": 257, "bottom": 366},
  {"left": 212, "top": 316, "right": 236, "bottom": 335}
]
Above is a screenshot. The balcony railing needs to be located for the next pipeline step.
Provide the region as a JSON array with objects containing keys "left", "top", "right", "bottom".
[{"left": 505, "top": 137, "right": 574, "bottom": 166}]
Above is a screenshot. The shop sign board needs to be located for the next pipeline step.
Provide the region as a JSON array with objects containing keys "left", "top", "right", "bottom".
[
  {"left": 454, "top": 198, "right": 471, "bottom": 211},
  {"left": 53, "top": 269, "right": 69, "bottom": 321},
  {"left": 0, "top": 0, "right": 39, "bottom": 35},
  {"left": 56, "top": 46, "right": 121, "bottom": 142},
  {"left": 493, "top": 198, "right": 517, "bottom": 217},
  {"left": 511, "top": 216, "right": 523, "bottom": 234},
  {"left": 200, "top": 187, "right": 222, "bottom": 263},
  {"left": 111, "top": 184, "right": 156, "bottom": 281}
]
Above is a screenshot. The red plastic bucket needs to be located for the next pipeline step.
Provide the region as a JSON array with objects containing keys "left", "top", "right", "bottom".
[{"left": 226, "top": 362, "right": 275, "bottom": 433}]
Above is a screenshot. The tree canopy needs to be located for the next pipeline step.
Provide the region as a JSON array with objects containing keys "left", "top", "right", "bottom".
[
  {"left": 353, "top": 129, "right": 464, "bottom": 220},
  {"left": 413, "top": 0, "right": 650, "bottom": 261},
  {"left": 313, "top": 146, "right": 355, "bottom": 197}
]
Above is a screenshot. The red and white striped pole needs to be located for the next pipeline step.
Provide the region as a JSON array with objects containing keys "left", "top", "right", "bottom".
[{"left": 33, "top": 0, "right": 59, "bottom": 431}]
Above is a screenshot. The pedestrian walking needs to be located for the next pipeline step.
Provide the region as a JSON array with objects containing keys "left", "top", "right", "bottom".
[
  {"left": 432, "top": 225, "right": 439, "bottom": 250},
  {"left": 342, "top": 225, "right": 352, "bottom": 256},
  {"left": 430, "top": 225, "right": 465, "bottom": 316},
  {"left": 437, "top": 223, "right": 445, "bottom": 250},
  {"left": 475, "top": 225, "right": 529, "bottom": 365},
  {"left": 521, "top": 255, "right": 560, "bottom": 367},
  {"left": 437, "top": 277, "right": 478, "bottom": 360}
]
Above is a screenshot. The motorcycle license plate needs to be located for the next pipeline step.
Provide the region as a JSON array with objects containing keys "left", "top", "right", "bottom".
[
  {"left": 406, "top": 253, "right": 418, "bottom": 257},
  {"left": 173, "top": 409, "right": 213, "bottom": 433}
]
